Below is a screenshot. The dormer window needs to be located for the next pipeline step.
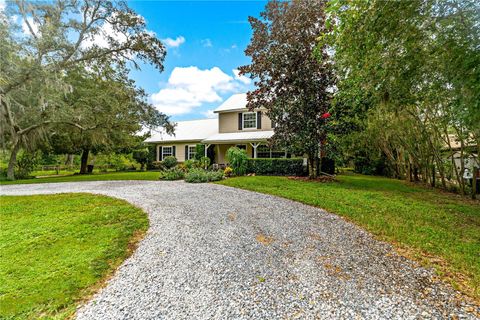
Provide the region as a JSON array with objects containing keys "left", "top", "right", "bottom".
[{"left": 242, "top": 112, "right": 257, "bottom": 129}]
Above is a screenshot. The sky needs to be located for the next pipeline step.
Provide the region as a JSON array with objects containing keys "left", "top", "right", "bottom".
[
  {"left": 127, "top": 1, "right": 267, "bottom": 121},
  {"left": 0, "top": 0, "right": 266, "bottom": 121}
]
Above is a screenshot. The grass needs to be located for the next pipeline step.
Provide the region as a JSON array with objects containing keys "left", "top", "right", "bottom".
[
  {"left": 0, "top": 193, "right": 149, "bottom": 319},
  {"left": 217, "top": 174, "right": 480, "bottom": 300},
  {"left": 0, "top": 171, "right": 159, "bottom": 185}
]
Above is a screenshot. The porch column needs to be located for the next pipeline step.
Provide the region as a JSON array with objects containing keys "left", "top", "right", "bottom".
[
  {"left": 250, "top": 142, "right": 259, "bottom": 159},
  {"left": 204, "top": 144, "right": 211, "bottom": 157},
  {"left": 156, "top": 145, "right": 160, "bottom": 162},
  {"left": 216, "top": 144, "right": 221, "bottom": 164}
]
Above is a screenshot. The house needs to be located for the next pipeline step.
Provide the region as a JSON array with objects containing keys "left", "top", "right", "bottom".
[
  {"left": 445, "top": 134, "right": 479, "bottom": 177},
  {"left": 145, "top": 93, "right": 287, "bottom": 164}
]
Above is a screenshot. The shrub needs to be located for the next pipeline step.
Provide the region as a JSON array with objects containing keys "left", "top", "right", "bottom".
[
  {"left": 184, "top": 168, "right": 224, "bottom": 183},
  {"left": 184, "top": 159, "right": 200, "bottom": 170},
  {"left": 177, "top": 163, "right": 188, "bottom": 172},
  {"left": 247, "top": 158, "right": 305, "bottom": 176},
  {"left": 224, "top": 166, "right": 233, "bottom": 177},
  {"left": 184, "top": 168, "right": 208, "bottom": 183},
  {"left": 226, "top": 147, "right": 248, "bottom": 176},
  {"left": 200, "top": 156, "right": 211, "bottom": 169},
  {"left": 149, "top": 161, "right": 164, "bottom": 170},
  {"left": 15, "top": 151, "right": 39, "bottom": 179},
  {"left": 106, "top": 154, "right": 137, "bottom": 171},
  {"left": 159, "top": 167, "right": 184, "bottom": 180},
  {"left": 162, "top": 156, "right": 177, "bottom": 169},
  {"left": 132, "top": 149, "right": 149, "bottom": 171},
  {"left": 194, "top": 144, "right": 205, "bottom": 160},
  {"left": 206, "top": 170, "right": 224, "bottom": 182}
]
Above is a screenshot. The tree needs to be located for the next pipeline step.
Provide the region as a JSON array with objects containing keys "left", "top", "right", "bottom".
[
  {"left": 239, "top": 0, "right": 335, "bottom": 178},
  {"left": 49, "top": 65, "right": 173, "bottom": 174},
  {"left": 0, "top": 0, "right": 167, "bottom": 179},
  {"left": 325, "top": 0, "right": 479, "bottom": 193},
  {"left": 133, "top": 149, "right": 150, "bottom": 171}
]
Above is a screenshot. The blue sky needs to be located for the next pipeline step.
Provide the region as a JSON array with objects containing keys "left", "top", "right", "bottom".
[{"left": 127, "top": 1, "right": 267, "bottom": 121}]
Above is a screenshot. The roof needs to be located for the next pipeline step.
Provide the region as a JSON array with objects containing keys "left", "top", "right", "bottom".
[
  {"left": 202, "top": 130, "right": 274, "bottom": 144},
  {"left": 214, "top": 93, "right": 247, "bottom": 113},
  {"left": 145, "top": 118, "right": 218, "bottom": 143},
  {"left": 446, "top": 134, "right": 477, "bottom": 150}
]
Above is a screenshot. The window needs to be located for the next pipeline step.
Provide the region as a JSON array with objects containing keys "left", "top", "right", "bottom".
[
  {"left": 256, "top": 145, "right": 286, "bottom": 158},
  {"left": 162, "top": 146, "right": 173, "bottom": 159},
  {"left": 188, "top": 145, "right": 196, "bottom": 160},
  {"left": 236, "top": 144, "right": 247, "bottom": 150},
  {"left": 257, "top": 145, "right": 270, "bottom": 158},
  {"left": 242, "top": 112, "right": 257, "bottom": 129},
  {"left": 271, "top": 150, "right": 286, "bottom": 158}
]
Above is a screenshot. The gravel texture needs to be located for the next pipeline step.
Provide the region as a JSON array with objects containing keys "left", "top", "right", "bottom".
[{"left": 1, "top": 180, "right": 478, "bottom": 319}]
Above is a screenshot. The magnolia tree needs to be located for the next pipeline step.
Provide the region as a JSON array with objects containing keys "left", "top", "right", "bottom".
[
  {"left": 0, "top": 0, "right": 169, "bottom": 179},
  {"left": 239, "top": 0, "right": 335, "bottom": 178}
]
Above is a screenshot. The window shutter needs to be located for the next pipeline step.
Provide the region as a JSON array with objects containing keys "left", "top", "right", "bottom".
[
  {"left": 185, "top": 145, "right": 189, "bottom": 160},
  {"left": 159, "top": 146, "right": 163, "bottom": 161},
  {"left": 172, "top": 146, "right": 176, "bottom": 157},
  {"left": 238, "top": 113, "right": 243, "bottom": 130},
  {"left": 257, "top": 111, "right": 262, "bottom": 129}
]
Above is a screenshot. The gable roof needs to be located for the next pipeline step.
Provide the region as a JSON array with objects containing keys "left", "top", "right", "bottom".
[
  {"left": 214, "top": 93, "right": 247, "bottom": 113},
  {"left": 144, "top": 118, "right": 218, "bottom": 143}
]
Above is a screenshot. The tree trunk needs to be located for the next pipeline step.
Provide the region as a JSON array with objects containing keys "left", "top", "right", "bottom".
[
  {"left": 308, "top": 154, "right": 318, "bottom": 179},
  {"left": 431, "top": 165, "right": 436, "bottom": 188},
  {"left": 65, "top": 154, "right": 74, "bottom": 166},
  {"left": 6, "top": 139, "right": 20, "bottom": 180},
  {"left": 308, "top": 155, "right": 314, "bottom": 179},
  {"left": 79, "top": 149, "right": 89, "bottom": 174}
]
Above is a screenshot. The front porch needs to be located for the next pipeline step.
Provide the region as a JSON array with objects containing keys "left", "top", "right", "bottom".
[
  {"left": 201, "top": 130, "right": 286, "bottom": 165},
  {"left": 203, "top": 142, "right": 288, "bottom": 165}
]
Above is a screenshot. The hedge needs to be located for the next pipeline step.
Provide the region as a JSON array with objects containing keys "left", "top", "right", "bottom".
[{"left": 247, "top": 158, "right": 306, "bottom": 176}]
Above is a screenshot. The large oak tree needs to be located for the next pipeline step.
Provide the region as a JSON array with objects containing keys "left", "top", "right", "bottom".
[{"left": 0, "top": 0, "right": 168, "bottom": 179}]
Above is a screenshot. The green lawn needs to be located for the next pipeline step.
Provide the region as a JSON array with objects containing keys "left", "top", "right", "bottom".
[
  {"left": 0, "top": 171, "right": 159, "bottom": 185},
  {"left": 217, "top": 174, "right": 480, "bottom": 299},
  {"left": 0, "top": 193, "right": 148, "bottom": 319}
]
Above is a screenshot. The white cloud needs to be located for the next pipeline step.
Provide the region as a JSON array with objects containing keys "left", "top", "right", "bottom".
[
  {"left": 21, "top": 17, "right": 39, "bottom": 36},
  {"left": 201, "top": 38, "right": 212, "bottom": 47},
  {"left": 202, "top": 109, "right": 218, "bottom": 119},
  {"left": 233, "top": 69, "right": 251, "bottom": 85},
  {"left": 162, "top": 36, "right": 185, "bottom": 48},
  {"left": 151, "top": 66, "right": 249, "bottom": 116},
  {"left": 0, "top": 0, "right": 5, "bottom": 12}
]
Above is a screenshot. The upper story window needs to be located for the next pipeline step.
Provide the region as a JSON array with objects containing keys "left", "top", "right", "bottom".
[{"left": 243, "top": 112, "right": 257, "bottom": 129}]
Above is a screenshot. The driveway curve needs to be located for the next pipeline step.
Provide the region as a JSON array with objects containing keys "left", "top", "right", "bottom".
[{"left": 1, "top": 180, "right": 478, "bottom": 319}]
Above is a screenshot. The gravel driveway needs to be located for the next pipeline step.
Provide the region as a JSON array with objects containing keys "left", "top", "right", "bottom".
[{"left": 1, "top": 180, "right": 478, "bottom": 319}]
